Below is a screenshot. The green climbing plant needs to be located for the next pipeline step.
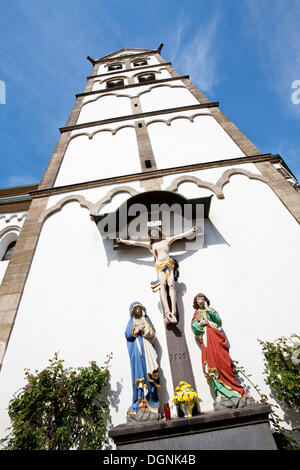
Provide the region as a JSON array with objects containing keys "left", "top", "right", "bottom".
[
  {"left": 233, "top": 358, "right": 299, "bottom": 450},
  {"left": 259, "top": 334, "right": 300, "bottom": 408},
  {"left": 0, "top": 352, "right": 112, "bottom": 450}
]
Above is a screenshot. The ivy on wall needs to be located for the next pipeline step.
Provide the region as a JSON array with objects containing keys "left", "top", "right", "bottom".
[
  {"left": 0, "top": 353, "right": 112, "bottom": 450},
  {"left": 259, "top": 334, "right": 300, "bottom": 408}
]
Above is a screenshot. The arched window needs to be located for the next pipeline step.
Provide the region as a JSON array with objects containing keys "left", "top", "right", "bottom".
[
  {"left": 1, "top": 240, "right": 16, "bottom": 261},
  {"left": 137, "top": 73, "right": 156, "bottom": 84},
  {"left": 0, "top": 227, "right": 20, "bottom": 262},
  {"left": 133, "top": 59, "right": 147, "bottom": 67},
  {"left": 108, "top": 63, "right": 122, "bottom": 71},
  {"left": 106, "top": 78, "right": 125, "bottom": 89}
]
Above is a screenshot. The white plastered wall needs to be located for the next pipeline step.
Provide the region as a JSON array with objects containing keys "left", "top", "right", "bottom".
[
  {"left": 147, "top": 113, "right": 245, "bottom": 168},
  {"left": 54, "top": 126, "right": 141, "bottom": 187},
  {"left": 77, "top": 94, "right": 132, "bottom": 124},
  {"left": 91, "top": 68, "right": 171, "bottom": 92},
  {"left": 1, "top": 175, "right": 300, "bottom": 440},
  {"left": 96, "top": 54, "right": 160, "bottom": 75},
  {"left": 139, "top": 84, "right": 199, "bottom": 113}
]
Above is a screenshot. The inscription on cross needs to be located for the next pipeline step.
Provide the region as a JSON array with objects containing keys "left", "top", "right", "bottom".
[{"left": 164, "top": 293, "right": 197, "bottom": 392}]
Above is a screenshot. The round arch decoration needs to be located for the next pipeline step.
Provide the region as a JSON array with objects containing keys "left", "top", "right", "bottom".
[{"left": 0, "top": 225, "right": 21, "bottom": 261}]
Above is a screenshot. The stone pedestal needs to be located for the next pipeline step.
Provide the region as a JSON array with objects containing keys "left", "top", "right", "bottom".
[{"left": 109, "top": 404, "right": 277, "bottom": 450}]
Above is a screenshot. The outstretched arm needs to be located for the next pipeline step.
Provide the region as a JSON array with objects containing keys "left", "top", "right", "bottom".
[
  {"left": 167, "top": 226, "right": 198, "bottom": 245},
  {"left": 116, "top": 237, "right": 151, "bottom": 250}
]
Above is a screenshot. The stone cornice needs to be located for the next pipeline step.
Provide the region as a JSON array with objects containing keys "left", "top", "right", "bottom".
[
  {"left": 75, "top": 75, "right": 190, "bottom": 98},
  {"left": 87, "top": 62, "right": 172, "bottom": 80},
  {"left": 0, "top": 184, "right": 38, "bottom": 199},
  {"left": 59, "top": 102, "right": 219, "bottom": 133},
  {"left": 0, "top": 184, "right": 38, "bottom": 214},
  {"left": 109, "top": 404, "right": 272, "bottom": 447},
  {"left": 29, "top": 153, "right": 276, "bottom": 199},
  {"left": 94, "top": 49, "right": 158, "bottom": 64}
]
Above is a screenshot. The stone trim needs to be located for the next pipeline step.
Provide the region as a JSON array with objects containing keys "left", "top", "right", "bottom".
[
  {"left": 29, "top": 153, "right": 275, "bottom": 199},
  {"left": 181, "top": 77, "right": 212, "bottom": 105},
  {"left": 157, "top": 59, "right": 212, "bottom": 105},
  {"left": 154, "top": 52, "right": 167, "bottom": 64},
  {"left": 36, "top": 165, "right": 275, "bottom": 224},
  {"left": 59, "top": 102, "right": 219, "bottom": 133},
  {"left": 94, "top": 49, "right": 157, "bottom": 64},
  {"left": 39, "top": 65, "right": 97, "bottom": 190},
  {"left": 0, "top": 213, "right": 27, "bottom": 223},
  {"left": 0, "top": 184, "right": 38, "bottom": 199},
  {"left": 39, "top": 131, "right": 72, "bottom": 189},
  {"left": 209, "top": 107, "right": 300, "bottom": 224},
  {"left": 87, "top": 62, "right": 172, "bottom": 79},
  {"left": 145, "top": 111, "right": 212, "bottom": 128},
  {"left": 75, "top": 75, "right": 190, "bottom": 98},
  {"left": 134, "top": 120, "right": 162, "bottom": 190},
  {"left": 0, "top": 225, "right": 21, "bottom": 239},
  {"left": 254, "top": 161, "right": 300, "bottom": 224},
  {"left": 39, "top": 186, "right": 140, "bottom": 223},
  {"left": 0, "top": 200, "right": 32, "bottom": 215},
  {"left": 166, "top": 168, "right": 269, "bottom": 199},
  {"left": 0, "top": 184, "right": 38, "bottom": 215},
  {"left": 80, "top": 83, "right": 191, "bottom": 110},
  {"left": 109, "top": 404, "right": 273, "bottom": 448},
  {"left": 0, "top": 197, "right": 49, "bottom": 367},
  {"left": 0, "top": 53, "right": 100, "bottom": 367},
  {"left": 61, "top": 112, "right": 212, "bottom": 143}
]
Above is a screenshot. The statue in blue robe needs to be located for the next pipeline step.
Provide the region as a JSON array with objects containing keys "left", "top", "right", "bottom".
[{"left": 125, "top": 302, "right": 160, "bottom": 421}]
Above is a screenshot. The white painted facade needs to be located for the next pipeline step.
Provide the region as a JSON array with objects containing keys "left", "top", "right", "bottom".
[{"left": 0, "top": 48, "right": 300, "bottom": 442}]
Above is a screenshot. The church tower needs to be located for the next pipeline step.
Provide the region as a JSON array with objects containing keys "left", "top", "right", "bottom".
[{"left": 0, "top": 45, "right": 300, "bottom": 449}]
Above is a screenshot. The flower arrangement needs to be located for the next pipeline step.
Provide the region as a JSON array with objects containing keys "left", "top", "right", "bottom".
[{"left": 172, "top": 381, "right": 201, "bottom": 417}]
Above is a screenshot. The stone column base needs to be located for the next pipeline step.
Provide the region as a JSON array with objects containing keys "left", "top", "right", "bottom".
[{"left": 109, "top": 404, "right": 277, "bottom": 450}]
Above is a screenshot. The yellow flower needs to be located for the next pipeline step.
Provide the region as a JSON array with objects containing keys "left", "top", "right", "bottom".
[{"left": 175, "top": 386, "right": 180, "bottom": 391}]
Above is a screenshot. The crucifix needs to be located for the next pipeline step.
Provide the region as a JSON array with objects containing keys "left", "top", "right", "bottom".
[
  {"left": 117, "top": 222, "right": 197, "bottom": 324},
  {"left": 91, "top": 192, "right": 212, "bottom": 405},
  {"left": 116, "top": 221, "right": 199, "bottom": 398}
]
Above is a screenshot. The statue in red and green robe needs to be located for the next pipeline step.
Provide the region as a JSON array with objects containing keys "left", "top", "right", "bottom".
[{"left": 191, "top": 293, "right": 253, "bottom": 410}]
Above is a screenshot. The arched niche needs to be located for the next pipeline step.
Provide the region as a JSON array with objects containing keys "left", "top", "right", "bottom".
[{"left": 91, "top": 190, "right": 212, "bottom": 246}]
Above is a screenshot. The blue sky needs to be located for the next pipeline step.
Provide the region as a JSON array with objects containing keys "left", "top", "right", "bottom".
[{"left": 0, "top": 0, "right": 300, "bottom": 188}]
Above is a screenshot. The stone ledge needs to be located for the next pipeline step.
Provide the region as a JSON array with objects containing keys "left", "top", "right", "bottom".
[
  {"left": 59, "top": 102, "right": 219, "bottom": 133},
  {"left": 109, "top": 404, "right": 272, "bottom": 446}
]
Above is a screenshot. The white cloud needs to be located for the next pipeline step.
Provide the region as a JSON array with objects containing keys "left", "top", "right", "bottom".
[
  {"left": 245, "top": 0, "right": 300, "bottom": 116},
  {"left": 168, "top": 11, "right": 221, "bottom": 95},
  {"left": 6, "top": 174, "right": 37, "bottom": 188}
]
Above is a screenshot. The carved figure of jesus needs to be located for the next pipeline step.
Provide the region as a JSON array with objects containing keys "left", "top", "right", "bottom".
[{"left": 116, "top": 225, "right": 197, "bottom": 324}]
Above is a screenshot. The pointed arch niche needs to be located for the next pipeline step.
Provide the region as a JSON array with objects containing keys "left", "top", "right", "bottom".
[{"left": 91, "top": 190, "right": 212, "bottom": 249}]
